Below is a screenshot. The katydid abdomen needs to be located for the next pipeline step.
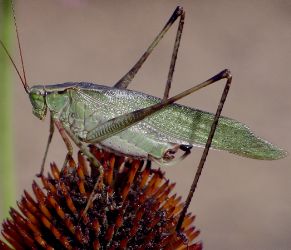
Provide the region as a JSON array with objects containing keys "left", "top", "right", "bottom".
[{"left": 44, "top": 82, "right": 286, "bottom": 161}]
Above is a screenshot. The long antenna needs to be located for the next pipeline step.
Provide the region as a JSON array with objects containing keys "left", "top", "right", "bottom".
[
  {"left": 11, "top": 0, "right": 28, "bottom": 90},
  {"left": 0, "top": 0, "right": 29, "bottom": 93}
]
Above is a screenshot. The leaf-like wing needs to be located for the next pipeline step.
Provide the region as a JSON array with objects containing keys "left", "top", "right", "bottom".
[{"left": 71, "top": 85, "right": 287, "bottom": 160}]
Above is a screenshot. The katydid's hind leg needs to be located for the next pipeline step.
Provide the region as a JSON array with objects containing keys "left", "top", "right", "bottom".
[
  {"left": 37, "top": 113, "right": 55, "bottom": 177},
  {"left": 114, "top": 7, "right": 184, "bottom": 89},
  {"left": 176, "top": 71, "right": 233, "bottom": 233}
]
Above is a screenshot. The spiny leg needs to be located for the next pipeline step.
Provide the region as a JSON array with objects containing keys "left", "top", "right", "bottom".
[
  {"left": 176, "top": 71, "right": 232, "bottom": 233},
  {"left": 85, "top": 69, "right": 231, "bottom": 144},
  {"left": 114, "top": 6, "right": 184, "bottom": 89},
  {"left": 37, "top": 113, "right": 54, "bottom": 177}
]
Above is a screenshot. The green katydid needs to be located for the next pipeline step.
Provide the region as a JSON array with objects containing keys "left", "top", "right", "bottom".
[{"left": 0, "top": 4, "right": 287, "bottom": 233}]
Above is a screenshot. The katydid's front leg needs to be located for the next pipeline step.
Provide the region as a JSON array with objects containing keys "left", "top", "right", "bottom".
[
  {"left": 38, "top": 113, "right": 54, "bottom": 177},
  {"left": 86, "top": 69, "right": 231, "bottom": 143}
]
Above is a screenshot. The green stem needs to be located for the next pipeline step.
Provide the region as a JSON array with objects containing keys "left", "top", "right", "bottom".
[{"left": 0, "top": 0, "right": 15, "bottom": 220}]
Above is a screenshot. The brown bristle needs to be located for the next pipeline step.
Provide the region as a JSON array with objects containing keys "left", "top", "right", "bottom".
[
  {"left": 50, "top": 162, "right": 60, "bottom": 180},
  {"left": 0, "top": 146, "right": 202, "bottom": 249}
]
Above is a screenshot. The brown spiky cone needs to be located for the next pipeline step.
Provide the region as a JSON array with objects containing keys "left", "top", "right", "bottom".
[{"left": 0, "top": 145, "right": 202, "bottom": 250}]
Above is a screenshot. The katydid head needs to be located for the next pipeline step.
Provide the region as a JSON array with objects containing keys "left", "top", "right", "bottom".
[{"left": 29, "top": 86, "right": 48, "bottom": 120}]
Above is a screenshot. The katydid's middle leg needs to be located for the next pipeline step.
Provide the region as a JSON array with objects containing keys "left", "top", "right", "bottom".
[
  {"left": 62, "top": 123, "right": 105, "bottom": 218},
  {"left": 55, "top": 119, "right": 105, "bottom": 218}
]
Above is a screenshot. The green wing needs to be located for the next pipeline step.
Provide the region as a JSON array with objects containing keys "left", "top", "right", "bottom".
[{"left": 73, "top": 86, "right": 287, "bottom": 160}]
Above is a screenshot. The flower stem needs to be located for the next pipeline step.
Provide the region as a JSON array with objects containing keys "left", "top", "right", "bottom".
[{"left": 0, "top": 0, "right": 16, "bottom": 220}]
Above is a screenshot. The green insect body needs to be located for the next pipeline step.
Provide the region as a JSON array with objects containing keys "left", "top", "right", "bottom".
[
  {"left": 29, "top": 82, "right": 287, "bottom": 164},
  {"left": 2, "top": 4, "right": 285, "bottom": 172}
]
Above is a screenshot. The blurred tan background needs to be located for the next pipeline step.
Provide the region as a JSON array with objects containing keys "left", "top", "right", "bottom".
[{"left": 4, "top": 0, "right": 291, "bottom": 249}]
